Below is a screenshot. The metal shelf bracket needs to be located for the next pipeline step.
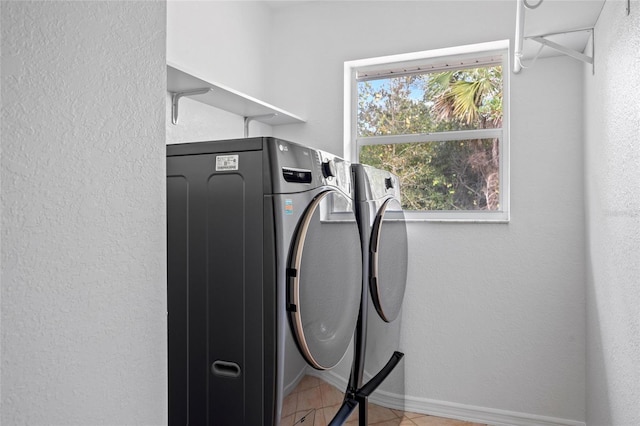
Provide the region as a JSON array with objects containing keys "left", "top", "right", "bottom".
[
  {"left": 170, "top": 88, "right": 211, "bottom": 125},
  {"left": 528, "top": 28, "right": 594, "bottom": 71},
  {"left": 243, "top": 114, "right": 278, "bottom": 138},
  {"left": 525, "top": 28, "right": 595, "bottom": 73},
  {"left": 515, "top": 27, "right": 595, "bottom": 74}
]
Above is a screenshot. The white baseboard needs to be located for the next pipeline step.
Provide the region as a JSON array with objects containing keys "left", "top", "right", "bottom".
[
  {"left": 306, "top": 368, "right": 349, "bottom": 391},
  {"left": 306, "top": 370, "right": 585, "bottom": 426},
  {"left": 398, "top": 393, "right": 586, "bottom": 426}
]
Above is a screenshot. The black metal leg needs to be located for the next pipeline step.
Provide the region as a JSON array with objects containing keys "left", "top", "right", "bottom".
[
  {"left": 357, "top": 352, "right": 404, "bottom": 399},
  {"left": 358, "top": 395, "right": 368, "bottom": 426},
  {"left": 331, "top": 352, "right": 405, "bottom": 426}
]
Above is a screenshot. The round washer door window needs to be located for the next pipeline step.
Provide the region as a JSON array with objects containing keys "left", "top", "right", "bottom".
[
  {"left": 288, "top": 190, "right": 362, "bottom": 370},
  {"left": 370, "top": 198, "right": 408, "bottom": 323}
]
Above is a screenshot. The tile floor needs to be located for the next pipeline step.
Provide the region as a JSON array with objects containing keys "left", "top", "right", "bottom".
[{"left": 280, "top": 375, "right": 486, "bottom": 426}]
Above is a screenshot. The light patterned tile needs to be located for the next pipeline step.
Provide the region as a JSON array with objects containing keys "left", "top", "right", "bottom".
[
  {"left": 368, "top": 403, "right": 400, "bottom": 423},
  {"left": 320, "top": 382, "right": 345, "bottom": 407},
  {"left": 323, "top": 403, "right": 341, "bottom": 424},
  {"left": 313, "top": 408, "right": 326, "bottom": 426},
  {"left": 280, "top": 413, "right": 295, "bottom": 426},
  {"left": 391, "top": 409, "right": 406, "bottom": 418},
  {"left": 400, "top": 410, "right": 423, "bottom": 419},
  {"left": 294, "top": 409, "right": 316, "bottom": 425},
  {"left": 294, "top": 375, "right": 321, "bottom": 393},
  {"left": 282, "top": 391, "right": 298, "bottom": 418},
  {"left": 297, "top": 386, "right": 323, "bottom": 412}
]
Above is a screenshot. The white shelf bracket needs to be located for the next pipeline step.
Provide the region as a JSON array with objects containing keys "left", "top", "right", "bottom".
[
  {"left": 170, "top": 88, "right": 211, "bottom": 125},
  {"left": 243, "top": 114, "right": 278, "bottom": 138},
  {"left": 528, "top": 31, "right": 594, "bottom": 67}
]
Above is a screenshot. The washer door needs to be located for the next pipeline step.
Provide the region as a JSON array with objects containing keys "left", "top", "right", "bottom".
[
  {"left": 288, "top": 190, "right": 362, "bottom": 370},
  {"left": 370, "top": 198, "right": 408, "bottom": 323}
]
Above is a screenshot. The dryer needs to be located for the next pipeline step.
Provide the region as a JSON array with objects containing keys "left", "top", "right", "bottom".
[
  {"left": 167, "top": 137, "right": 362, "bottom": 425},
  {"left": 348, "top": 163, "right": 408, "bottom": 425}
]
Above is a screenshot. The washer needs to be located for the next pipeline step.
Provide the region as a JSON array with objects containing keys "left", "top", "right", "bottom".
[
  {"left": 167, "top": 137, "right": 362, "bottom": 426},
  {"left": 349, "top": 163, "right": 408, "bottom": 423}
]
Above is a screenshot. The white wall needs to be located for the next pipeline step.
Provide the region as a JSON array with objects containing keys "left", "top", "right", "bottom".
[
  {"left": 1, "top": 2, "right": 167, "bottom": 424},
  {"left": 267, "top": 2, "right": 586, "bottom": 424},
  {"left": 584, "top": 1, "right": 640, "bottom": 425},
  {"left": 166, "top": 0, "right": 275, "bottom": 143},
  {"left": 403, "top": 56, "right": 585, "bottom": 422}
]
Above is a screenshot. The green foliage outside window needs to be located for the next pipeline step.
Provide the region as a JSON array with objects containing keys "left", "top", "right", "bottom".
[{"left": 357, "top": 66, "right": 503, "bottom": 211}]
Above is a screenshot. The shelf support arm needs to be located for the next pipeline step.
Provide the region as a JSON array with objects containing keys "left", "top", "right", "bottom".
[
  {"left": 243, "top": 113, "right": 278, "bottom": 138},
  {"left": 170, "top": 88, "right": 211, "bottom": 125},
  {"left": 528, "top": 34, "right": 594, "bottom": 65}
]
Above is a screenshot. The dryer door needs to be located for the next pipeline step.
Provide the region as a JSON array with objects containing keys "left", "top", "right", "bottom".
[
  {"left": 288, "top": 190, "right": 362, "bottom": 370},
  {"left": 370, "top": 198, "right": 408, "bottom": 322}
]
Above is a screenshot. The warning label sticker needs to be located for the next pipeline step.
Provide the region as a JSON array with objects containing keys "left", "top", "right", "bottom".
[
  {"left": 284, "top": 199, "right": 293, "bottom": 215},
  {"left": 215, "top": 155, "right": 239, "bottom": 171}
]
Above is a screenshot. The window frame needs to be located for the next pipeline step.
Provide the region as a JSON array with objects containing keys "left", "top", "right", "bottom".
[{"left": 344, "top": 40, "right": 511, "bottom": 222}]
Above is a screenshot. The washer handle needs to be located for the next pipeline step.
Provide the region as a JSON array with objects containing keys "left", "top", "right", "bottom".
[{"left": 211, "top": 360, "right": 241, "bottom": 378}]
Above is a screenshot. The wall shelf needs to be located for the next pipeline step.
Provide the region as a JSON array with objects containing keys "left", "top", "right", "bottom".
[{"left": 167, "top": 62, "right": 305, "bottom": 129}]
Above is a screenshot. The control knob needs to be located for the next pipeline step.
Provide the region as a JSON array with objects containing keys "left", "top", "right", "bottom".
[
  {"left": 385, "top": 177, "right": 394, "bottom": 190},
  {"left": 321, "top": 159, "right": 337, "bottom": 178}
]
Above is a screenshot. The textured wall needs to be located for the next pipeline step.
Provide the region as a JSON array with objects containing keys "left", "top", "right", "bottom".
[
  {"left": 584, "top": 1, "right": 640, "bottom": 425},
  {"left": 266, "top": 2, "right": 586, "bottom": 423},
  {"left": 1, "top": 2, "right": 167, "bottom": 424}
]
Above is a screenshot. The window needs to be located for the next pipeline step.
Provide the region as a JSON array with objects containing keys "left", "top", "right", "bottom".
[{"left": 344, "top": 40, "right": 510, "bottom": 221}]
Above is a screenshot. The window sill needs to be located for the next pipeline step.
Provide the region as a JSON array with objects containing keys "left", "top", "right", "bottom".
[{"left": 404, "top": 211, "right": 510, "bottom": 223}]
